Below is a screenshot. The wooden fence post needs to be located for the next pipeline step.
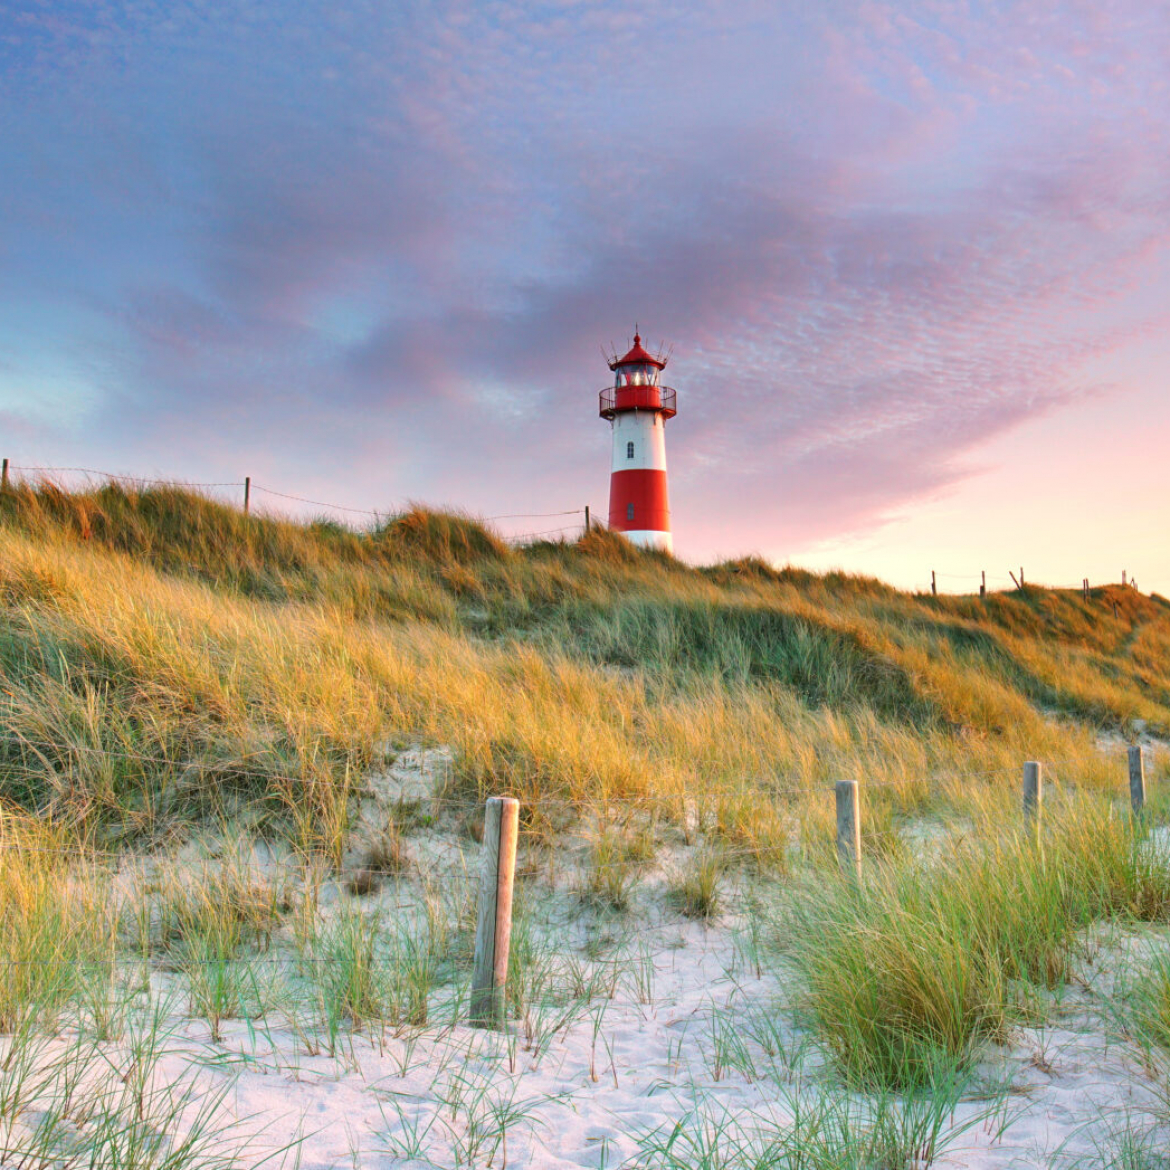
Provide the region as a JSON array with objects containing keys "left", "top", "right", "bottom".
[
  {"left": 1122, "top": 570, "right": 1127, "bottom": 587},
  {"left": 1129, "top": 746, "right": 1146, "bottom": 819},
  {"left": 243, "top": 477, "right": 251, "bottom": 514},
  {"left": 1023, "top": 761, "right": 1042, "bottom": 836},
  {"left": 931, "top": 570, "right": 937, "bottom": 596},
  {"left": 835, "top": 780, "right": 861, "bottom": 880},
  {"left": 1083, "top": 578, "right": 1089, "bottom": 602},
  {"left": 471, "top": 796, "right": 520, "bottom": 1027},
  {"left": 0, "top": 458, "right": 8, "bottom": 493},
  {"left": 584, "top": 505, "right": 590, "bottom": 534},
  {"left": 980, "top": 570, "right": 986, "bottom": 599}
]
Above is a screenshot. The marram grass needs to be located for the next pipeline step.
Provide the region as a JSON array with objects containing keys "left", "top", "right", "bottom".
[
  {"left": 0, "top": 807, "right": 118, "bottom": 1031},
  {"left": 2, "top": 481, "right": 1166, "bottom": 852},
  {"left": 785, "top": 797, "right": 1170, "bottom": 1090}
]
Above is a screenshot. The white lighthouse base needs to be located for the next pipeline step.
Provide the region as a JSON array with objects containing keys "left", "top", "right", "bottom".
[{"left": 622, "top": 529, "right": 674, "bottom": 554}]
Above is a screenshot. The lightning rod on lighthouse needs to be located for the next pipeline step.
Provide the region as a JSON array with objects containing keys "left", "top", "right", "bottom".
[{"left": 599, "top": 330, "right": 677, "bottom": 553}]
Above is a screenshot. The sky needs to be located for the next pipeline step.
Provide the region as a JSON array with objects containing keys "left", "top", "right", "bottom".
[{"left": 1, "top": 0, "right": 1168, "bottom": 594}]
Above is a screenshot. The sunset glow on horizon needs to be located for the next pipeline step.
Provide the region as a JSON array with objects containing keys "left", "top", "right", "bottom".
[{"left": 2, "top": 2, "right": 1168, "bottom": 593}]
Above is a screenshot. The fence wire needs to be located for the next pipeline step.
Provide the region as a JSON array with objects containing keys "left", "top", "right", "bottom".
[
  {"left": 1, "top": 463, "right": 589, "bottom": 533},
  {"left": 2, "top": 462, "right": 1151, "bottom": 590}
]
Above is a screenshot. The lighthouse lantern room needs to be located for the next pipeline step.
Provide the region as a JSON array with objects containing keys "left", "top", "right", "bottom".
[{"left": 599, "top": 330, "right": 677, "bottom": 553}]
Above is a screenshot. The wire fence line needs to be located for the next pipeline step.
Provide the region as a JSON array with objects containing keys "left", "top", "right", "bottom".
[
  {"left": 2, "top": 461, "right": 1152, "bottom": 586},
  {"left": 4, "top": 464, "right": 244, "bottom": 488},
  {"left": 926, "top": 568, "right": 1147, "bottom": 597},
  {"left": 487, "top": 509, "right": 584, "bottom": 520},
  {"left": 505, "top": 523, "right": 584, "bottom": 540},
  {"left": 0, "top": 460, "right": 590, "bottom": 542},
  {"left": 248, "top": 484, "right": 386, "bottom": 516}
]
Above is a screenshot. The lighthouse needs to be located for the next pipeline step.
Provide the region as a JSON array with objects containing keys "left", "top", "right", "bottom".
[{"left": 599, "top": 330, "right": 677, "bottom": 553}]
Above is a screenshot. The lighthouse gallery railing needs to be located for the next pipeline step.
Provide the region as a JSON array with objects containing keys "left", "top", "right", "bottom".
[{"left": 598, "top": 385, "right": 677, "bottom": 420}]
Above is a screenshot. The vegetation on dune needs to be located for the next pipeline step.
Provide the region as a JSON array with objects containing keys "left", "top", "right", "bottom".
[
  {"left": 0, "top": 479, "right": 1166, "bottom": 847},
  {"left": 0, "top": 808, "right": 118, "bottom": 1031},
  {"left": 787, "top": 796, "right": 1170, "bottom": 1089}
]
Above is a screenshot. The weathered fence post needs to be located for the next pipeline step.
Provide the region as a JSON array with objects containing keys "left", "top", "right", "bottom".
[
  {"left": 0, "top": 458, "right": 8, "bottom": 492},
  {"left": 931, "top": 570, "right": 937, "bottom": 596},
  {"left": 471, "top": 795, "right": 520, "bottom": 1027},
  {"left": 1023, "top": 761, "right": 1042, "bottom": 837},
  {"left": 835, "top": 780, "right": 861, "bottom": 880},
  {"left": 584, "top": 505, "right": 591, "bottom": 534},
  {"left": 980, "top": 570, "right": 986, "bottom": 599},
  {"left": 1129, "top": 746, "right": 1146, "bottom": 819},
  {"left": 243, "top": 476, "right": 251, "bottom": 514}
]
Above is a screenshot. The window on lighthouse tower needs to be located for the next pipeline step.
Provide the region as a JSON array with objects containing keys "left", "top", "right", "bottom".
[
  {"left": 627, "top": 441, "right": 635, "bottom": 459},
  {"left": 627, "top": 503, "right": 635, "bottom": 522}
]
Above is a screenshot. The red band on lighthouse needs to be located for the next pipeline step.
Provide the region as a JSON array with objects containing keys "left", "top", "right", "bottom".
[{"left": 609, "top": 469, "right": 669, "bottom": 532}]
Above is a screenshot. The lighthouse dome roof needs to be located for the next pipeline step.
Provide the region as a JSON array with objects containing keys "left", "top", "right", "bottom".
[{"left": 609, "top": 331, "right": 667, "bottom": 371}]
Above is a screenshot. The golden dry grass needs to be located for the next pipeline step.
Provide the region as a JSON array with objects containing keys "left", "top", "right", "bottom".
[{"left": 0, "top": 481, "right": 1165, "bottom": 853}]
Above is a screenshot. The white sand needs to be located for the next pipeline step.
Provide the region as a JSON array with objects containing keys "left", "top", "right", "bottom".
[{"left": 80, "top": 911, "right": 1163, "bottom": 1170}]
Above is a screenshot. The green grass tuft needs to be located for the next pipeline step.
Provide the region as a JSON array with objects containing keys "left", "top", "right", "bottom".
[{"left": 787, "top": 802, "right": 1170, "bottom": 1090}]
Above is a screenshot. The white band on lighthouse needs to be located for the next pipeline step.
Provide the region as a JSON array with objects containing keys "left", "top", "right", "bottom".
[
  {"left": 610, "top": 411, "right": 667, "bottom": 473},
  {"left": 622, "top": 529, "right": 674, "bottom": 553}
]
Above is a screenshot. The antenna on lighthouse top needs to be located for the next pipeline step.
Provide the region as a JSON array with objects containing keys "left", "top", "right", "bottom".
[{"left": 603, "top": 326, "right": 671, "bottom": 368}]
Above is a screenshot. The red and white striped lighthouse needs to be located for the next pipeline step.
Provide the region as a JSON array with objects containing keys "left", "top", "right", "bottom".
[{"left": 599, "top": 330, "right": 677, "bottom": 553}]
